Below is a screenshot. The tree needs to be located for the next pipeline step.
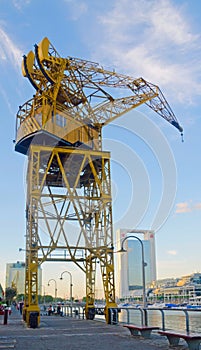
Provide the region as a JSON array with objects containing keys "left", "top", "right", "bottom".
[
  {"left": 42, "top": 295, "right": 53, "bottom": 303},
  {"left": 16, "top": 293, "right": 24, "bottom": 301},
  {"left": 5, "top": 287, "right": 17, "bottom": 305}
]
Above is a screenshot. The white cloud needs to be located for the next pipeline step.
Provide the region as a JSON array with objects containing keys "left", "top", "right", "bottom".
[
  {"left": 175, "top": 201, "right": 201, "bottom": 214},
  {"left": 64, "top": 0, "right": 88, "bottom": 20},
  {"left": 175, "top": 202, "right": 192, "bottom": 214},
  {"left": 94, "top": 0, "right": 201, "bottom": 104},
  {"left": 12, "top": 0, "right": 31, "bottom": 11},
  {"left": 167, "top": 250, "right": 177, "bottom": 256},
  {"left": 194, "top": 203, "right": 201, "bottom": 210},
  {"left": 144, "top": 0, "right": 199, "bottom": 46},
  {"left": 99, "top": 0, "right": 198, "bottom": 47},
  {"left": 0, "top": 84, "right": 13, "bottom": 114},
  {"left": 0, "top": 27, "right": 22, "bottom": 70}
]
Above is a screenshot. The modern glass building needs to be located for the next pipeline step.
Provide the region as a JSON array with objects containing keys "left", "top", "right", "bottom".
[
  {"left": 6, "top": 261, "right": 42, "bottom": 295},
  {"left": 116, "top": 229, "right": 157, "bottom": 298},
  {"left": 128, "top": 239, "right": 152, "bottom": 290}
]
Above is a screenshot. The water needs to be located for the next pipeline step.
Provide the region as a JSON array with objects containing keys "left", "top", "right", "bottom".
[
  {"left": 118, "top": 308, "right": 201, "bottom": 333},
  {"left": 59, "top": 304, "right": 201, "bottom": 332}
]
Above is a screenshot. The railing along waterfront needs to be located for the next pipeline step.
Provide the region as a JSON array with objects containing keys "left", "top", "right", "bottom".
[
  {"left": 116, "top": 306, "right": 201, "bottom": 333},
  {"left": 61, "top": 304, "right": 85, "bottom": 319},
  {"left": 40, "top": 304, "right": 201, "bottom": 333}
]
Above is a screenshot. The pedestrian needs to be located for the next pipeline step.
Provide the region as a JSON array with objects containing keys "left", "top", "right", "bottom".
[
  {"left": 48, "top": 305, "right": 52, "bottom": 316},
  {"left": 57, "top": 304, "right": 61, "bottom": 315},
  {"left": 19, "top": 301, "right": 24, "bottom": 315}
]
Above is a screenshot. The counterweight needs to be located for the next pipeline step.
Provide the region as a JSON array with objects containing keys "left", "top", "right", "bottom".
[{"left": 15, "top": 37, "right": 183, "bottom": 327}]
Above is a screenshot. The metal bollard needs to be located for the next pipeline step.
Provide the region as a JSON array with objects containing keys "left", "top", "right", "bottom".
[
  {"left": 3, "top": 308, "right": 8, "bottom": 325},
  {"left": 29, "top": 312, "right": 39, "bottom": 328},
  {"left": 108, "top": 308, "right": 118, "bottom": 325}
]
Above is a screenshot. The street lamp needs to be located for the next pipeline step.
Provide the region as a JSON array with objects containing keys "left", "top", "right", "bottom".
[
  {"left": 47, "top": 279, "right": 57, "bottom": 302},
  {"left": 41, "top": 285, "right": 46, "bottom": 304},
  {"left": 60, "top": 271, "right": 73, "bottom": 308},
  {"left": 118, "top": 235, "right": 147, "bottom": 310}
]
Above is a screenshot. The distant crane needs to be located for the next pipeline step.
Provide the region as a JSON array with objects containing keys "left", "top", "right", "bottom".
[
  {"left": 11, "top": 271, "right": 19, "bottom": 293},
  {"left": 15, "top": 37, "right": 183, "bottom": 327}
]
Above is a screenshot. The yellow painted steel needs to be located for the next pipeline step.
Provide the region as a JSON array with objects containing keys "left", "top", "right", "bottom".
[
  {"left": 24, "top": 145, "right": 113, "bottom": 324},
  {"left": 15, "top": 37, "right": 182, "bottom": 326}
]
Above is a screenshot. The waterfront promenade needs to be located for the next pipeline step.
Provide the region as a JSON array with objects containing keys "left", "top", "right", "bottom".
[{"left": 0, "top": 308, "right": 188, "bottom": 350}]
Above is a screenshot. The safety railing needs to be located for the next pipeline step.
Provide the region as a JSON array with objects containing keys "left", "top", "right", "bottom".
[
  {"left": 61, "top": 304, "right": 85, "bottom": 319},
  {"left": 116, "top": 306, "right": 201, "bottom": 333},
  {"left": 40, "top": 304, "right": 201, "bottom": 333}
]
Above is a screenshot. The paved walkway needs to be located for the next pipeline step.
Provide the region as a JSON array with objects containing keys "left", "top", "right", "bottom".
[{"left": 0, "top": 308, "right": 188, "bottom": 350}]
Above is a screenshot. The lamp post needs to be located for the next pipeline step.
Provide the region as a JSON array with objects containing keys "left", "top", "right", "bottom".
[
  {"left": 41, "top": 285, "right": 46, "bottom": 304},
  {"left": 47, "top": 279, "right": 57, "bottom": 302},
  {"left": 118, "top": 234, "right": 147, "bottom": 323},
  {"left": 60, "top": 271, "right": 73, "bottom": 317},
  {"left": 60, "top": 271, "right": 73, "bottom": 307}
]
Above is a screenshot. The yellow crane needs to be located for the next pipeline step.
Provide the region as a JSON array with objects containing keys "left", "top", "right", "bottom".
[
  {"left": 11, "top": 271, "right": 19, "bottom": 293},
  {"left": 15, "top": 37, "right": 183, "bottom": 327}
]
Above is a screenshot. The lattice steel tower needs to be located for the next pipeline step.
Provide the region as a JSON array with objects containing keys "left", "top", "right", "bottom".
[{"left": 15, "top": 37, "right": 183, "bottom": 327}]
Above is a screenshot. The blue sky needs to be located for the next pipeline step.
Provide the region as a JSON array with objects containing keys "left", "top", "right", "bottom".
[{"left": 0, "top": 0, "right": 201, "bottom": 298}]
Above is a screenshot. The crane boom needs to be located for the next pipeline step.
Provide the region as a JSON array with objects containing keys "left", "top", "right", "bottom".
[{"left": 18, "top": 37, "right": 183, "bottom": 147}]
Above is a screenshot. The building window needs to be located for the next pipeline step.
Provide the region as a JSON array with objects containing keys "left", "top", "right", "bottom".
[
  {"left": 55, "top": 113, "right": 67, "bottom": 127},
  {"left": 35, "top": 112, "right": 42, "bottom": 126}
]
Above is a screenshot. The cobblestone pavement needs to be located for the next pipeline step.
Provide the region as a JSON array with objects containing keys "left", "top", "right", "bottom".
[{"left": 0, "top": 308, "right": 188, "bottom": 350}]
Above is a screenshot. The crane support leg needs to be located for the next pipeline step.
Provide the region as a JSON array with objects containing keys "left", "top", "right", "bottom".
[
  {"left": 83, "top": 155, "right": 118, "bottom": 323},
  {"left": 85, "top": 255, "right": 96, "bottom": 320},
  {"left": 23, "top": 150, "right": 41, "bottom": 327},
  {"left": 100, "top": 247, "right": 118, "bottom": 324}
]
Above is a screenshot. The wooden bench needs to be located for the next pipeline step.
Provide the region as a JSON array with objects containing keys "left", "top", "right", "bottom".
[
  {"left": 123, "top": 324, "right": 159, "bottom": 338},
  {"left": 158, "top": 330, "right": 201, "bottom": 350}
]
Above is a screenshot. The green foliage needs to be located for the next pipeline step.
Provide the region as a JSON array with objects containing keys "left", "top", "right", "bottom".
[
  {"left": 5, "top": 287, "right": 17, "bottom": 304},
  {"left": 16, "top": 294, "right": 24, "bottom": 301},
  {"left": 42, "top": 295, "right": 53, "bottom": 303}
]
